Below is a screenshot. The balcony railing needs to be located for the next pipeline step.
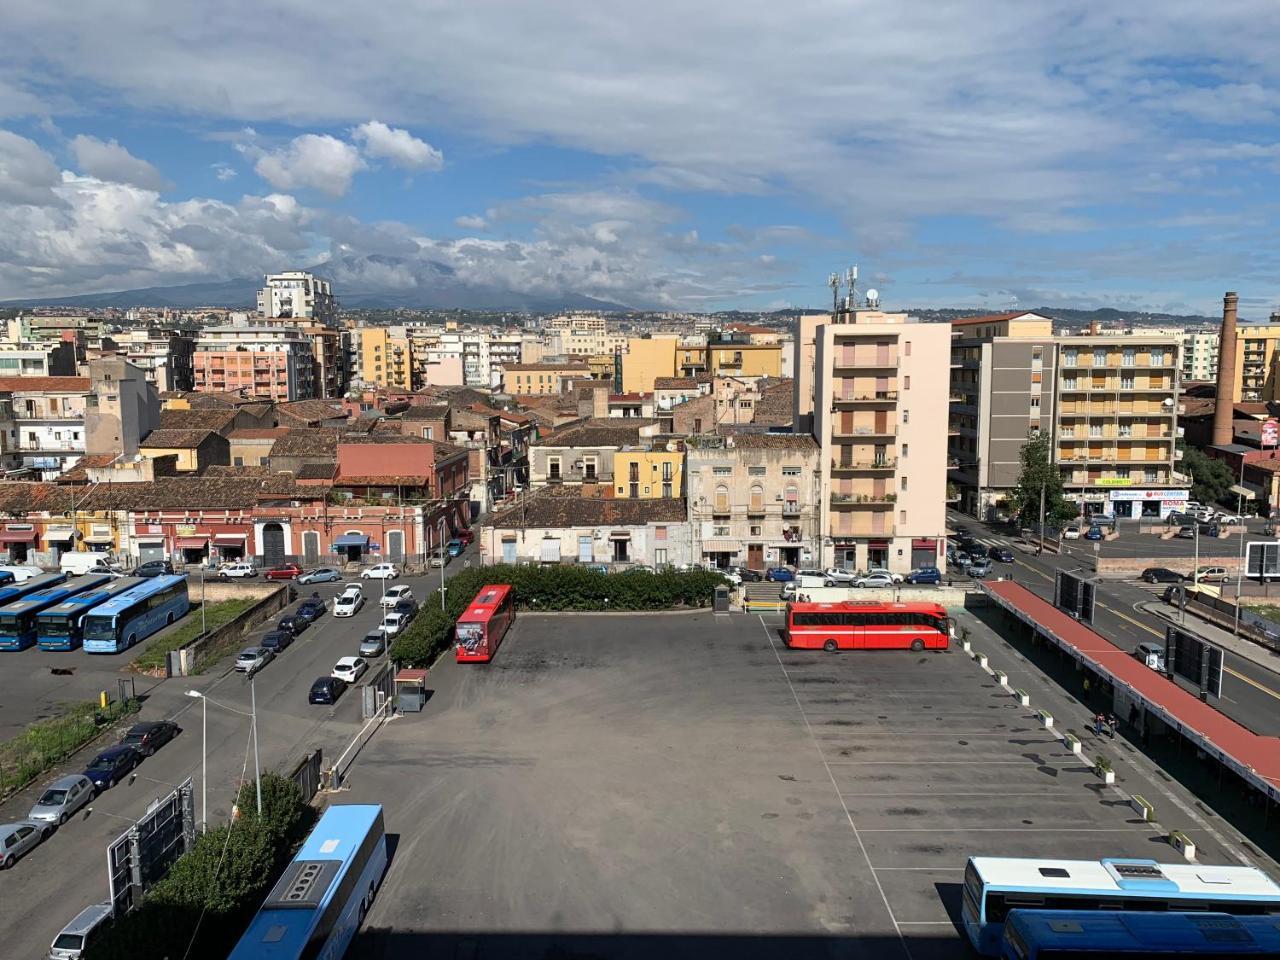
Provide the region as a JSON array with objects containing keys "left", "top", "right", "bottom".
[
  {"left": 832, "top": 458, "right": 897, "bottom": 472},
  {"left": 781, "top": 503, "right": 802, "bottom": 516},
  {"left": 835, "top": 425, "right": 897, "bottom": 439},
  {"left": 831, "top": 492, "right": 897, "bottom": 506},
  {"left": 834, "top": 353, "right": 899, "bottom": 370},
  {"left": 834, "top": 390, "right": 899, "bottom": 405}
]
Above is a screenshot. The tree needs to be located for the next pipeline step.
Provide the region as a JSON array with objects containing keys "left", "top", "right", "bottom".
[
  {"left": 1010, "top": 431, "right": 1076, "bottom": 527},
  {"left": 1184, "top": 447, "right": 1233, "bottom": 505}
]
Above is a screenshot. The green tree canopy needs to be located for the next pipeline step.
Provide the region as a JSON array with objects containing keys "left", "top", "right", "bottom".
[
  {"left": 1183, "top": 447, "right": 1233, "bottom": 505},
  {"left": 1010, "top": 431, "right": 1077, "bottom": 527}
]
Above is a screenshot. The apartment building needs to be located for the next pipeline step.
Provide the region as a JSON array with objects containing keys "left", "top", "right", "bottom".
[
  {"left": 686, "top": 433, "right": 820, "bottom": 570},
  {"left": 613, "top": 444, "right": 684, "bottom": 499},
  {"left": 352, "top": 327, "right": 412, "bottom": 389},
  {"left": 1228, "top": 315, "right": 1280, "bottom": 403},
  {"left": 502, "top": 361, "right": 592, "bottom": 396},
  {"left": 256, "top": 271, "right": 336, "bottom": 326},
  {"left": 0, "top": 376, "right": 90, "bottom": 479},
  {"left": 804, "top": 308, "right": 950, "bottom": 573},
  {"left": 548, "top": 315, "right": 628, "bottom": 358},
  {"left": 0, "top": 341, "right": 79, "bottom": 378},
  {"left": 1179, "top": 330, "right": 1219, "bottom": 383},
  {"left": 528, "top": 418, "right": 661, "bottom": 487},
  {"left": 89, "top": 329, "right": 194, "bottom": 392},
  {"left": 192, "top": 327, "right": 316, "bottom": 401}
]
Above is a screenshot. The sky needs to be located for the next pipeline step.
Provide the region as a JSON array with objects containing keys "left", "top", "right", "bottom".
[{"left": 0, "top": 1, "right": 1278, "bottom": 315}]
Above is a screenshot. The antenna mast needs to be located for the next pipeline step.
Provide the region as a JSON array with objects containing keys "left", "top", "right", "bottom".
[
  {"left": 828, "top": 273, "right": 840, "bottom": 314},
  {"left": 844, "top": 265, "right": 858, "bottom": 312}
]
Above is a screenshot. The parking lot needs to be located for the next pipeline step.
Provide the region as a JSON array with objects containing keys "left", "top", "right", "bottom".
[{"left": 340, "top": 608, "right": 1220, "bottom": 960}]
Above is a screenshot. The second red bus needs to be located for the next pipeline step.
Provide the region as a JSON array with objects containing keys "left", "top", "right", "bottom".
[
  {"left": 455, "top": 584, "right": 515, "bottom": 663},
  {"left": 784, "top": 600, "right": 952, "bottom": 652}
]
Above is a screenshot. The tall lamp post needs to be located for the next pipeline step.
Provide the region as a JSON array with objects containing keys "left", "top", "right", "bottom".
[
  {"left": 185, "top": 680, "right": 262, "bottom": 827},
  {"left": 438, "top": 517, "right": 448, "bottom": 610}
]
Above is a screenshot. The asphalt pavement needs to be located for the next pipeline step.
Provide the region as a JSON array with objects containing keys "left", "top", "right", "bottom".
[
  {"left": 947, "top": 511, "right": 1280, "bottom": 737},
  {"left": 0, "top": 556, "right": 463, "bottom": 960}
]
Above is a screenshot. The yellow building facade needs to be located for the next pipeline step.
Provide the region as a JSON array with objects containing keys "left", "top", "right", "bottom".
[
  {"left": 357, "top": 328, "right": 412, "bottom": 388},
  {"left": 622, "top": 338, "right": 679, "bottom": 392},
  {"left": 706, "top": 342, "right": 782, "bottom": 379},
  {"left": 613, "top": 448, "right": 685, "bottom": 499}
]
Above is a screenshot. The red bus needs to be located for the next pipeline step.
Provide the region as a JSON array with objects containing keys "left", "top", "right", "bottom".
[
  {"left": 784, "top": 600, "right": 952, "bottom": 652},
  {"left": 455, "top": 584, "right": 515, "bottom": 663}
]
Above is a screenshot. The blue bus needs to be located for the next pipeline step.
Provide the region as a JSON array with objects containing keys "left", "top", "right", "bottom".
[
  {"left": 1003, "top": 910, "right": 1280, "bottom": 958},
  {"left": 36, "top": 576, "right": 147, "bottom": 651},
  {"left": 0, "top": 573, "right": 116, "bottom": 650},
  {"left": 228, "top": 804, "right": 387, "bottom": 960},
  {"left": 0, "top": 571, "right": 66, "bottom": 611},
  {"left": 81, "top": 575, "right": 189, "bottom": 654},
  {"left": 965, "top": 858, "right": 1280, "bottom": 956}
]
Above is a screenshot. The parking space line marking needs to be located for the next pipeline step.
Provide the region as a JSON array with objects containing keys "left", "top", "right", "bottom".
[
  {"left": 873, "top": 866, "right": 964, "bottom": 871},
  {"left": 758, "top": 614, "right": 913, "bottom": 960},
  {"left": 825, "top": 760, "right": 1075, "bottom": 765},
  {"left": 840, "top": 792, "right": 1065, "bottom": 798},
  {"left": 857, "top": 827, "right": 1152, "bottom": 833}
]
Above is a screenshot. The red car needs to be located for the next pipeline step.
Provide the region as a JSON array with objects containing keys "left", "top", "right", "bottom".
[
  {"left": 265, "top": 563, "right": 303, "bottom": 581},
  {"left": 457, "top": 528, "right": 475, "bottom": 545}
]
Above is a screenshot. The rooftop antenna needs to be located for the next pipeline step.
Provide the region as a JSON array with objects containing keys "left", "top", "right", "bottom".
[
  {"left": 845, "top": 265, "right": 858, "bottom": 312},
  {"left": 828, "top": 273, "right": 840, "bottom": 314},
  {"left": 1008, "top": 294, "right": 1019, "bottom": 311}
]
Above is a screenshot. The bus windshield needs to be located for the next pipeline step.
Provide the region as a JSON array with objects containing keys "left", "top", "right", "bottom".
[
  {"left": 0, "top": 612, "right": 22, "bottom": 631},
  {"left": 82, "top": 615, "right": 115, "bottom": 641},
  {"left": 38, "top": 618, "right": 70, "bottom": 636}
]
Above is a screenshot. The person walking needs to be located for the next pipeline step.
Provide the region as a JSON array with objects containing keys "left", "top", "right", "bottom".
[
  {"left": 1107, "top": 713, "right": 1118, "bottom": 739},
  {"left": 1094, "top": 712, "right": 1104, "bottom": 737}
]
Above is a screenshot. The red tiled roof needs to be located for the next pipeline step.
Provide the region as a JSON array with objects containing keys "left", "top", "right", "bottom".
[
  {"left": 0, "top": 376, "right": 90, "bottom": 392},
  {"left": 228, "top": 428, "right": 291, "bottom": 440},
  {"left": 986, "top": 580, "right": 1280, "bottom": 793},
  {"left": 950, "top": 310, "right": 1051, "bottom": 328}
]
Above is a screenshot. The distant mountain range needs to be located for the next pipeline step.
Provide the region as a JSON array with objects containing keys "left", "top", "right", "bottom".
[
  {"left": 901, "top": 306, "right": 1222, "bottom": 327},
  {"left": 0, "top": 254, "right": 630, "bottom": 313}
]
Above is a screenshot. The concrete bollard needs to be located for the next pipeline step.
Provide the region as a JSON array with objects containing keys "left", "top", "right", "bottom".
[
  {"left": 1170, "top": 830, "right": 1196, "bottom": 861},
  {"left": 1037, "top": 709, "right": 1054, "bottom": 729},
  {"left": 993, "top": 669, "right": 1008, "bottom": 687},
  {"left": 975, "top": 652, "right": 988, "bottom": 668},
  {"left": 1063, "top": 732, "right": 1082, "bottom": 755},
  {"left": 962, "top": 638, "right": 972, "bottom": 653},
  {"left": 1130, "top": 795, "right": 1155, "bottom": 822},
  {"left": 1013, "top": 688, "right": 1030, "bottom": 707}
]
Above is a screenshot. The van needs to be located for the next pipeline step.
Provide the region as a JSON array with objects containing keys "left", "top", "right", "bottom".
[
  {"left": 59, "top": 553, "right": 121, "bottom": 577},
  {"left": 48, "top": 901, "right": 113, "bottom": 959}
]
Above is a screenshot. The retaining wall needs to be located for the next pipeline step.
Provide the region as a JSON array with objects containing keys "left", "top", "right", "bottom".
[{"left": 174, "top": 584, "right": 290, "bottom": 676}]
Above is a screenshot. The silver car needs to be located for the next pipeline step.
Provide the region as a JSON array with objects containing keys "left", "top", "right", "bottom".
[
  {"left": 1, "top": 819, "right": 51, "bottom": 869},
  {"left": 48, "top": 901, "right": 114, "bottom": 959},
  {"left": 235, "top": 646, "right": 274, "bottom": 675},
  {"left": 28, "top": 774, "right": 94, "bottom": 826}
]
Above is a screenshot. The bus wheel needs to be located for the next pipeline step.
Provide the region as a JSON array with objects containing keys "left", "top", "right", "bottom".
[
  {"left": 128, "top": 634, "right": 136, "bottom": 647},
  {"left": 823, "top": 640, "right": 837, "bottom": 653},
  {"left": 167, "top": 613, "right": 174, "bottom": 625},
  {"left": 911, "top": 639, "right": 925, "bottom": 652}
]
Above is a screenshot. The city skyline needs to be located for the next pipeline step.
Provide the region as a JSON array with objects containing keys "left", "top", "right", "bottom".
[{"left": 1, "top": 2, "right": 1278, "bottom": 314}]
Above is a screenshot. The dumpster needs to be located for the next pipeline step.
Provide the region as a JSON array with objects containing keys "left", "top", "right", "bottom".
[
  {"left": 395, "top": 668, "right": 429, "bottom": 713},
  {"left": 713, "top": 585, "right": 731, "bottom": 612}
]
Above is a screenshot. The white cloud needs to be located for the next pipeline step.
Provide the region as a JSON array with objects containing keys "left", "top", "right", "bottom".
[
  {"left": 454, "top": 214, "right": 487, "bottom": 230},
  {"left": 212, "top": 162, "right": 237, "bottom": 181},
  {"left": 0, "top": 130, "right": 61, "bottom": 205},
  {"left": 351, "top": 121, "right": 442, "bottom": 171},
  {"left": 253, "top": 134, "right": 364, "bottom": 197},
  {"left": 70, "top": 135, "right": 172, "bottom": 191}
]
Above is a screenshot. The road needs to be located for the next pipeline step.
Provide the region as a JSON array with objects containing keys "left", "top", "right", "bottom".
[
  {"left": 949, "top": 511, "right": 1280, "bottom": 736},
  {"left": 0, "top": 555, "right": 466, "bottom": 960}
]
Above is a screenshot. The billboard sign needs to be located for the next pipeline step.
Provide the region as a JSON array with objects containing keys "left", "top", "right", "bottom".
[
  {"left": 1245, "top": 541, "right": 1280, "bottom": 581},
  {"left": 1055, "top": 571, "right": 1096, "bottom": 623},
  {"left": 1164, "top": 626, "right": 1223, "bottom": 699},
  {"left": 1263, "top": 418, "right": 1279, "bottom": 448},
  {"left": 106, "top": 778, "right": 195, "bottom": 917}
]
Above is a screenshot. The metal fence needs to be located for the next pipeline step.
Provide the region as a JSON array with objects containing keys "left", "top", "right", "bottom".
[{"left": 286, "top": 749, "right": 324, "bottom": 803}]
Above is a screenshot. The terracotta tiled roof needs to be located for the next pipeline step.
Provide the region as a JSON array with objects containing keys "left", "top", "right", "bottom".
[
  {"left": 337, "top": 474, "right": 432, "bottom": 486},
  {"left": 402, "top": 404, "right": 450, "bottom": 420},
  {"left": 484, "top": 487, "right": 686, "bottom": 529},
  {"left": 296, "top": 462, "right": 337, "bottom": 480},
  {"left": 533, "top": 417, "right": 657, "bottom": 448},
  {"left": 204, "top": 464, "right": 271, "bottom": 477},
  {"left": 715, "top": 433, "right": 816, "bottom": 450},
  {"left": 228, "top": 428, "right": 291, "bottom": 440},
  {"left": 0, "top": 376, "right": 89, "bottom": 392},
  {"left": 275, "top": 399, "right": 347, "bottom": 425},
  {"left": 158, "top": 408, "right": 238, "bottom": 432},
  {"left": 140, "top": 428, "right": 218, "bottom": 449},
  {"left": 654, "top": 377, "right": 698, "bottom": 390},
  {"left": 268, "top": 429, "right": 339, "bottom": 458}
]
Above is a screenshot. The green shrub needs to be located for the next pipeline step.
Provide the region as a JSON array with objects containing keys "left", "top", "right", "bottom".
[
  {"left": 390, "top": 565, "right": 725, "bottom": 667},
  {"left": 0, "top": 697, "right": 139, "bottom": 796},
  {"left": 132, "top": 599, "right": 257, "bottom": 673}
]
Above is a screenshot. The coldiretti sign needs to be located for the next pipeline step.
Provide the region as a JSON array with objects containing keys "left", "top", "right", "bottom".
[{"left": 1097, "top": 478, "right": 1133, "bottom": 486}]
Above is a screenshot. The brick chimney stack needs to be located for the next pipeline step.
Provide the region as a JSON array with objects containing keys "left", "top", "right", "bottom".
[{"left": 1211, "top": 291, "right": 1239, "bottom": 446}]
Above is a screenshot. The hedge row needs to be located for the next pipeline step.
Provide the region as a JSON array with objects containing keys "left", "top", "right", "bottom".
[
  {"left": 87, "top": 773, "right": 317, "bottom": 960},
  {"left": 390, "top": 564, "right": 726, "bottom": 667}
]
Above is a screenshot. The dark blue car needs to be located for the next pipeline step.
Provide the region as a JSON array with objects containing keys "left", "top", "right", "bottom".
[
  {"left": 83, "top": 745, "right": 140, "bottom": 791},
  {"left": 766, "top": 567, "right": 795, "bottom": 582},
  {"left": 905, "top": 567, "right": 942, "bottom": 585},
  {"left": 1084, "top": 526, "right": 1104, "bottom": 540}
]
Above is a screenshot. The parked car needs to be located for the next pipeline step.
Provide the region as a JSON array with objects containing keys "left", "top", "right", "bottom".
[
  {"left": 118, "top": 720, "right": 179, "bottom": 757},
  {"left": 381, "top": 585, "right": 414, "bottom": 608},
  {"left": 721, "top": 568, "right": 742, "bottom": 586},
  {"left": 379, "top": 612, "right": 409, "bottom": 638},
  {"left": 218, "top": 561, "right": 258, "bottom": 579},
  {"left": 359, "top": 632, "right": 387, "bottom": 657},
  {"left": 0, "top": 564, "right": 41, "bottom": 583},
  {"left": 392, "top": 597, "right": 417, "bottom": 618},
  {"left": 864, "top": 566, "right": 904, "bottom": 584},
  {"left": 905, "top": 567, "right": 942, "bottom": 585},
  {"left": 1134, "top": 640, "right": 1166, "bottom": 671},
  {"left": 766, "top": 567, "right": 795, "bottom": 582},
  {"left": 60, "top": 553, "right": 123, "bottom": 577},
  {"left": 988, "top": 546, "right": 1015, "bottom": 563},
  {"left": 950, "top": 550, "right": 972, "bottom": 568},
  {"left": 1175, "top": 525, "right": 1196, "bottom": 539},
  {"left": 333, "top": 586, "right": 364, "bottom": 617},
  {"left": 82, "top": 745, "right": 140, "bottom": 791},
  {"left": 28, "top": 774, "right": 94, "bottom": 826},
  {"left": 730, "top": 566, "right": 763, "bottom": 582},
  {"left": 298, "top": 567, "right": 342, "bottom": 585},
  {"left": 308, "top": 676, "right": 347, "bottom": 705},
  {"left": 1216, "top": 512, "right": 1248, "bottom": 526},
  {"left": 265, "top": 563, "right": 303, "bottom": 581},
  {"left": 967, "top": 557, "right": 994, "bottom": 578},
  {"left": 235, "top": 646, "right": 274, "bottom": 675},
  {"left": 429, "top": 551, "right": 450, "bottom": 568},
  {"left": 1193, "top": 565, "right": 1231, "bottom": 584},
  {"left": 362, "top": 563, "right": 399, "bottom": 580},
  {"left": 259, "top": 629, "right": 293, "bottom": 653},
  {"left": 276, "top": 613, "right": 308, "bottom": 636},
  {"left": 1186, "top": 503, "right": 1216, "bottom": 521},
  {"left": 1083, "top": 526, "right": 1105, "bottom": 541},
  {"left": 134, "top": 559, "right": 174, "bottom": 578},
  {"left": 1062, "top": 525, "right": 1081, "bottom": 540},
  {"left": 447, "top": 539, "right": 464, "bottom": 557},
  {"left": 824, "top": 567, "right": 858, "bottom": 584},
  {"left": 1199, "top": 522, "right": 1222, "bottom": 538},
  {"left": 1, "top": 820, "right": 51, "bottom": 869},
  {"left": 855, "top": 572, "right": 895, "bottom": 589},
  {"left": 584, "top": 563, "right": 610, "bottom": 574},
  {"left": 456, "top": 528, "right": 475, "bottom": 546},
  {"left": 47, "top": 901, "right": 114, "bottom": 959},
  {"left": 1166, "top": 511, "right": 1195, "bottom": 526},
  {"left": 1141, "top": 567, "right": 1184, "bottom": 584},
  {"left": 294, "top": 598, "right": 326, "bottom": 624},
  {"left": 332, "top": 656, "right": 368, "bottom": 684}
]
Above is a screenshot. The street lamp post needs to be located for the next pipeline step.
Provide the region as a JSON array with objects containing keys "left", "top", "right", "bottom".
[
  {"left": 250, "top": 676, "right": 262, "bottom": 817},
  {"left": 200, "top": 567, "right": 207, "bottom": 636},
  {"left": 438, "top": 518, "right": 448, "bottom": 611},
  {"left": 184, "top": 689, "right": 206, "bottom": 832}
]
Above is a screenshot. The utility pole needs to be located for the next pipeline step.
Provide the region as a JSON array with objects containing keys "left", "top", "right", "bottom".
[{"left": 1038, "top": 482, "right": 1046, "bottom": 553}]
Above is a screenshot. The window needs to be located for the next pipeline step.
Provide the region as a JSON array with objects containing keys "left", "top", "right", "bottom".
[
  {"left": 1145, "top": 468, "right": 1158, "bottom": 483},
  {"left": 1064, "top": 377, "right": 1077, "bottom": 390},
  {"left": 902, "top": 443, "right": 908, "bottom": 457},
  {"left": 748, "top": 466, "right": 766, "bottom": 476},
  {"left": 654, "top": 548, "right": 667, "bottom": 566},
  {"left": 1090, "top": 424, "right": 1102, "bottom": 437},
  {"left": 713, "top": 466, "right": 732, "bottom": 476},
  {"left": 1123, "top": 348, "right": 1136, "bottom": 366},
  {"left": 1119, "top": 423, "right": 1131, "bottom": 437},
  {"left": 714, "top": 485, "right": 729, "bottom": 512},
  {"left": 584, "top": 457, "right": 597, "bottom": 481},
  {"left": 1121, "top": 374, "right": 1134, "bottom": 389},
  {"left": 1063, "top": 348, "right": 1077, "bottom": 366},
  {"left": 1093, "top": 348, "right": 1106, "bottom": 365},
  {"left": 901, "top": 476, "right": 908, "bottom": 491},
  {"left": 904, "top": 375, "right": 911, "bottom": 389},
  {"left": 899, "top": 509, "right": 907, "bottom": 523},
  {"left": 903, "top": 409, "right": 909, "bottom": 423},
  {"left": 234, "top": 456, "right": 244, "bottom": 466},
  {"left": 713, "top": 525, "right": 730, "bottom": 537},
  {"left": 782, "top": 465, "right": 801, "bottom": 476},
  {"left": 750, "top": 524, "right": 762, "bottom": 536},
  {"left": 749, "top": 484, "right": 764, "bottom": 511},
  {"left": 548, "top": 457, "right": 561, "bottom": 480},
  {"left": 905, "top": 340, "right": 912, "bottom": 356},
  {"left": 655, "top": 526, "right": 667, "bottom": 541},
  {"left": 1030, "top": 396, "right": 1040, "bottom": 409}
]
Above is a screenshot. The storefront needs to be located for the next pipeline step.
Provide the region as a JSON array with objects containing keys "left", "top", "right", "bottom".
[
  {"left": 700, "top": 539, "right": 737, "bottom": 569},
  {"left": 44, "top": 526, "right": 75, "bottom": 562},
  {"left": 175, "top": 536, "right": 210, "bottom": 565},
  {"left": 212, "top": 533, "right": 248, "bottom": 562},
  {"left": 333, "top": 532, "right": 370, "bottom": 563},
  {"left": 911, "top": 538, "right": 940, "bottom": 569},
  {"left": 1107, "top": 488, "right": 1190, "bottom": 520},
  {"left": 0, "top": 526, "right": 35, "bottom": 563}
]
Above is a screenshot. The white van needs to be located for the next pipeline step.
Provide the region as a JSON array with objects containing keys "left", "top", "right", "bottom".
[
  {"left": 59, "top": 553, "right": 122, "bottom": 577},
  {"left": 48, "top": 901, "right": 113, "bottom": 959},
  {"left": 0, "top": 564, "right": 41, "bottom": 583}
]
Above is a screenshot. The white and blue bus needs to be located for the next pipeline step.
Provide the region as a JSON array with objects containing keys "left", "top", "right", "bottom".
[
  {"left": 1002, "top": 909, "right": 1280, "bottom": 958},
  {"left": 36, "top": 576, "right": 147, "bottom": 651},
  {"left": 0, "top": 571, "right": 66, "bottom": 611},
  {"left": 228, "top": 804, "right": 388, "bottom": 960},
  {"left": 0, "top": 573, "right": 116, "bottom": 651},
  {"left": 81, "top": 575, "right": 189, "bottom": 654},
  {"left": 965, "top": 857, "right": 1280, "bottom": 956}
]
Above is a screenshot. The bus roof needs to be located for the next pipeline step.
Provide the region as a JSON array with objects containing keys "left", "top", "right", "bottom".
[
  {"left": 38, "top": 577, "right": 147, "bottom": 618},
  {"left": 459, "top": 584, "right": 512, "bottom": 622},
  {"left": 788, "top": 599, "right": 947, "bottom": 613},
  {"left": 970, "top": 857, "right": 1280, "bottom": 899},
  {"left": 0, "top": 572, "right": 67, "bottom": 604},
  {"left": 0, "top": 574, "right": 115, "bottom": 616},
  {"left": 82, "top": 575, "right": 187, "bottom": 619}
]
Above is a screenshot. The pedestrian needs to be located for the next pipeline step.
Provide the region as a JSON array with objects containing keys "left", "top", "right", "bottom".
[
  {"left": 1093, "top": 713, "right": 1103, "bottom": 736},
  {"left": 1106, "top": 713, "right": 1118, "bottom": 739}
]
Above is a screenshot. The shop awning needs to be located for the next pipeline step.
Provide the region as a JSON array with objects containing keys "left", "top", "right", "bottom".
[
  {"left": 912, "top": 538, "right": 938, "bottom": 549},
  {"left": 0, "top": 530, "right": 36, "bottom": 543},
  {"left": 213, "top": 534, "right": 247, "bottom": 545},
  {"left": 82, "top": 533, "right": 114, "bottom": 544},
  {"left": 176, "top": 537, "right": 208, "bottom": 549},
  {"left": 333, "top": 533, "right": 370, "bottom": 548},
  {"left": 608, "top": 530, "right": 632, "bottom": 540},
  {"left": 700, "top": 539, "right": 738, "bottom": 553},
  {"left": 1231, "top": 482, "right": 1266, "bottom": 500},
  {"left": 44, "top": 526, "right": 75, "bottom": 541},
  {"left": 868, "top": 539, "right": 890, "bottom": 549}
]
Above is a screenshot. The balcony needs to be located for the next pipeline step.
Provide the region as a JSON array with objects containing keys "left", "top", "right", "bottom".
[
  {"left": 831, "top": 492, "right": 896, "bottom": 508},
  {"left": 832, "top": 390, "right": 899, "bottom": 408},
  {"left": 831, "top": 458, "right": 897, "bottom": 474},
  {"left": 834, "top": 352, "right": 898, "bottom": 371},
  {"left": 835, "top": 425, "right": 898, "bottom": 440},
  {"left": 781, "top": 502, "right": 802, "bottom": 516}
]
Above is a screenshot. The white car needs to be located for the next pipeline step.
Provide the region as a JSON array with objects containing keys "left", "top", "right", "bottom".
[
  {"left": 823, "top": 567, "right": 858, "bottom": 584},
  {"left": 1216, "top": 513, "right": 1247, "bottom": 525},
  {"left": 333, "top": 587, "right": 364, "bottom": 618},
  {"left": 380, "top": 612, "right": 409, "bottom": 638},
  {"left": 235, "top": 646, "right": 274, "bottom": 675},
  {"left": 380, "top": 585, "right": 414, "bottom": 608},
  {"left": 1062, "top": 525, "right": 1081, "bottom": 540},
  {"left": 218, "top": 561, "right": 258, "bottom": 579},
  {"left": 332, "top": 656, "right": 368, "bottom": 684},
  {"left": 362, "top": 563, "right": 399, "bottom": 580},
  {"left": 864, "top": 567, "right": 904, "bottom": 584}
]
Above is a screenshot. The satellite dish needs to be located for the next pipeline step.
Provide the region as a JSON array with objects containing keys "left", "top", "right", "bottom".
[{"left": 865, "top": 288, "right": 880, "bottom": 307}]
